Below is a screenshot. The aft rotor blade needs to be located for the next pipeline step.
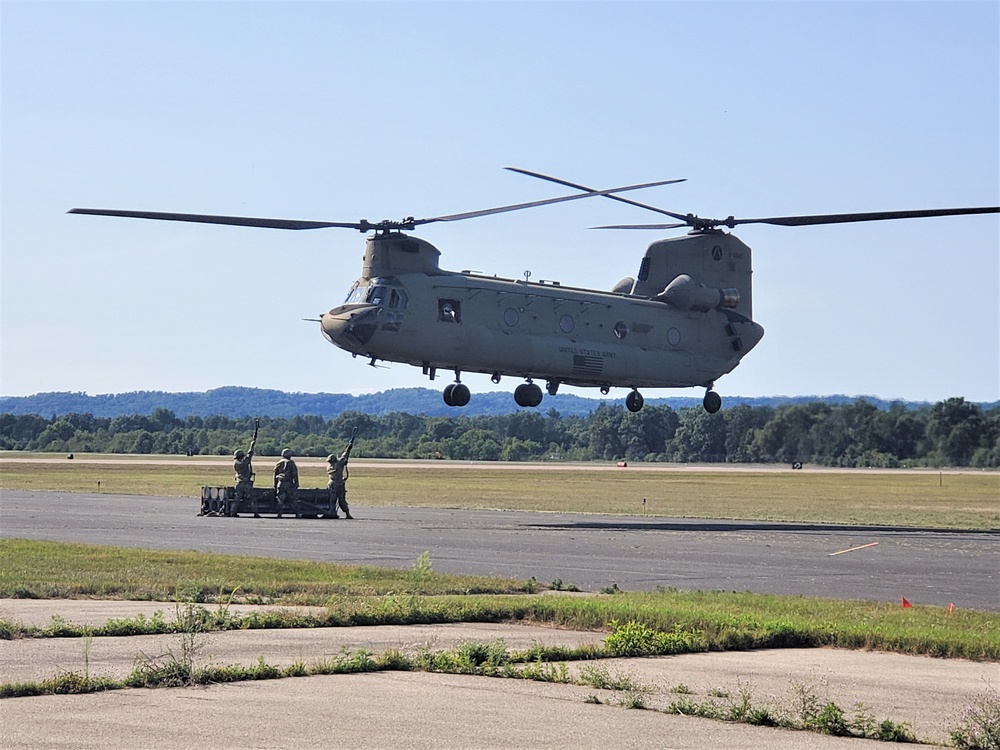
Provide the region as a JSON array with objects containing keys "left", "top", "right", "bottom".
[
  {"left": 417, "top": 177, "right": 686, "bottom": 225},
  {"left": 730, "top": 206, "right": 1000, "bottom": 227},
  {"left": 506, "top": 167, "right": 690, "bottom": 223},
  {"left": 68, "top": 208, "right": 363, "bottom": 230},
  {"left": 595, "top": 206, "right": 999, "bottom": 231}
]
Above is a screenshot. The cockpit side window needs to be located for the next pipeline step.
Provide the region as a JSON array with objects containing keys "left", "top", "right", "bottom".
[{"left": 389, "top": 288, "right": 409, "bottom": 309}]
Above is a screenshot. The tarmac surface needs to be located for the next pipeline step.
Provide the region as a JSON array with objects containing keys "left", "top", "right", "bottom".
[
  {"left": 2, "top": 490, "right": 998, "bottom": 610},
  {"left": 1, "top": 599, "right": 997, "bottom": 749}
]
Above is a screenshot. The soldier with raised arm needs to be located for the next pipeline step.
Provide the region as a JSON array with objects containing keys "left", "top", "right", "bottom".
[
  {"left": 325, "top": 428, "right": 357, "bottom": 519},
  {"left": 232, "top": 419, "right": 259, "bottom": 517}
]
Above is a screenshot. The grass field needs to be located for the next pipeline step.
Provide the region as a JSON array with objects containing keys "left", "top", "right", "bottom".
[
  {"left": 2, "top": 539, "right": 997, "bottom": 662},
  {"left": 1, "top": 454, "right": 997, "bottom": 529}
]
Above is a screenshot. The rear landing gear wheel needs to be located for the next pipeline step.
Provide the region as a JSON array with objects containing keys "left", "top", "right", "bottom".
[
  {"left": 625, "top": 389, "right": 644, "bottom": 412},
  {"left": 703, "top": 390, "right": 722, "bottom": 414},
  {"left": 514, "top": 382, "right": 543, "bottom": 408}
]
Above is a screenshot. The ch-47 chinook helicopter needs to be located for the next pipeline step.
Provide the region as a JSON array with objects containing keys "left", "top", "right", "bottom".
[{"left": 71, "top": 169, "right": 998, "bottom": 414}]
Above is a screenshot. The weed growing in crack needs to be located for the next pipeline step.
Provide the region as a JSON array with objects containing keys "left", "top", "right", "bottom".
[
  {"left": 950, "top": 687, "right": 1000, "bottom": 750},
  {"left": 509, "top": 659, "right": 569, "bottom": 683}
]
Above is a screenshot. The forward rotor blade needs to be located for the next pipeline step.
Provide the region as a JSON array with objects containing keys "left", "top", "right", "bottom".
[
  {"left": 68, "top": 208, "right": 363, "bottom": 230},
  {"left": 730, "top": 206, "right": 1000, "bottom": 227},
  {"left": 506, "top": 167, "right": 690, "bottom": 223},
  {"left": 417, "top": 177, "right": 686, "bottom": 225},
  {"left": 70, "top": 176, "right": 684, "bottom": 232},
  {"left": 591, "top": 222, "right": 690, "bottom": 230}
]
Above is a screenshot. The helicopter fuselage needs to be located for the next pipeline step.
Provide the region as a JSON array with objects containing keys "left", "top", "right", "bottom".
[{"left": 320, "top": 231, "right": 764, "bottom": 405}]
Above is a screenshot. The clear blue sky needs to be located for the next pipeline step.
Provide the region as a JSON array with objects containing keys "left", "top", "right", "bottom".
[{"left": 2, "top": 1, "right": 998, "bottom": 403}]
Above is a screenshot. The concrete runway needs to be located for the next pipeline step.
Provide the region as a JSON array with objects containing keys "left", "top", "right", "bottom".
[
  {"left": 2, "top": 490, "right": 998, "bottom": 610},
  {"left": 2, "top": 600, "right": 995, "bottom": 749}
]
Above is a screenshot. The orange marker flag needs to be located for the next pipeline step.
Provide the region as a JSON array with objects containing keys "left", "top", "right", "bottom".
[
  {"left": 901, "top": 596, "right": 912, "bottom": 608},
  {"left": 948, "top": 602, "right": 955, "bottom": 615}
]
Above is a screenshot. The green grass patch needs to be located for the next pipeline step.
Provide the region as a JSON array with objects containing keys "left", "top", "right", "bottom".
[{"left": 0, "top": 538, "right": 528, "bottom": 602}]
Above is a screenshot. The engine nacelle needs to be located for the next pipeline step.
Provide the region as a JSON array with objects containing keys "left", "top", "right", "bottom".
[{"left": 658, "top": 274, "right": 740, "bottom": 312}]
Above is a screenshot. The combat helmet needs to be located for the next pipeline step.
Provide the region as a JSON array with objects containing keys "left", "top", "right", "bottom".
[
  {"left": 234, "top": 450, "right": 246, "bottom": 460},
  {"left": 281, "top": 448, "right": 292, "bottom": 459}
]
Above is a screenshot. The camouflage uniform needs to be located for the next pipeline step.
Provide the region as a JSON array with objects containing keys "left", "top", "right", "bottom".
[
  {"left": 233, "top": 435, "right": 257, "bottom": 516},
  {"left": 273, "top": 449, "right": 299, "bottom": 517},
  {"left": 325, "top": 451, "right": 354, "bottom": 519}
]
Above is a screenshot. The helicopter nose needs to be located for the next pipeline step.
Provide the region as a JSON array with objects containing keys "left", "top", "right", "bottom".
[{"left": 321, "top": 305, "right": 380, "bottom": 348}]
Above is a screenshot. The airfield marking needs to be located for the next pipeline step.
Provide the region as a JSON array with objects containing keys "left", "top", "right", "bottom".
[{"left": 828, "top": 541, "right": 880, "bottom": 556}]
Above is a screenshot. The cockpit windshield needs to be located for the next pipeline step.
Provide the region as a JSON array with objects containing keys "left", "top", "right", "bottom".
[
  {"left": 343, "top": 283, "right": 367, "bottom": 305},
  {"left": 343, "top": 279, "right": 409, "bottom": 309}
]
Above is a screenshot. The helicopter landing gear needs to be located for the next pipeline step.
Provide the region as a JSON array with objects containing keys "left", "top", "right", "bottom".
[
  {"left": 600, "top": 385, "right": 611, "bottom": 395},
  {"left": 491, "top": 372, "right": 502, "bottom": 384},
  {"left": 625, "top": 389, "right": 644, "bottom": 412},
  {"left": 514, "top": 381, "right": 543, "bottom": 408},
  {"left": 443, "top": 381, "right": 471, "bottom": 407},
  {"left": 703, "top": 389, "right": 722, "bottom": 414},
  {"left": 546, "top": 380, "right": 560, "bottom": 396}
]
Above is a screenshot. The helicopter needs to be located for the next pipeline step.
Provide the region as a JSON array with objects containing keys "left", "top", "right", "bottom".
[{"left": 70, "top": 169, "right": 998, "bottom": 413}]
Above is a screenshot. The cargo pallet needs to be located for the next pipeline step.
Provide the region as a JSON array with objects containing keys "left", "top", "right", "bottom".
[{"left": 199, "top": 486, "right": 337, "bottom": 518}]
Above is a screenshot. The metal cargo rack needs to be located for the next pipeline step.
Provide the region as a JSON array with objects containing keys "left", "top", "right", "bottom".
[{"left": 199, "top": 486, "right": 336, "bottom": 519}]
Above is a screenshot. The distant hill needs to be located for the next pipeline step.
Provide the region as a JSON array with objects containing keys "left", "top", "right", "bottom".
[{"left": 0, "top": 386, "right": 963, "bottom": 419}]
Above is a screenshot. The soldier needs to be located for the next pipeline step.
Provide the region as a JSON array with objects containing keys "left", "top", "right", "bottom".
[
  {"left": 273, "top": 448, "right": 299, "bottom": 518},
  {"left": 232, "top": 419, "right": 259, "bottom": 517},
  {"left": 325, "top": 428, "right": 357, "bottom": 519}
]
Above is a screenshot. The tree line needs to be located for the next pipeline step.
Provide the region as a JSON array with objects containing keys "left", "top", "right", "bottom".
[{"left": 1, "top": 397, "right": 997, "bottom": 467}]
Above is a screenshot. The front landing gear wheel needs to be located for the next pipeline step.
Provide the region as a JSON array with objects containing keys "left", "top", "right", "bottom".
[
  {"left": 443, "top": 383, "right": 471, "bottom": 407},
  {"left": 625, "top": 389, "right": 644, "bottom": 412},
  {"left": 703, "top": 390, "right": 722, "bottom": 414}
]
